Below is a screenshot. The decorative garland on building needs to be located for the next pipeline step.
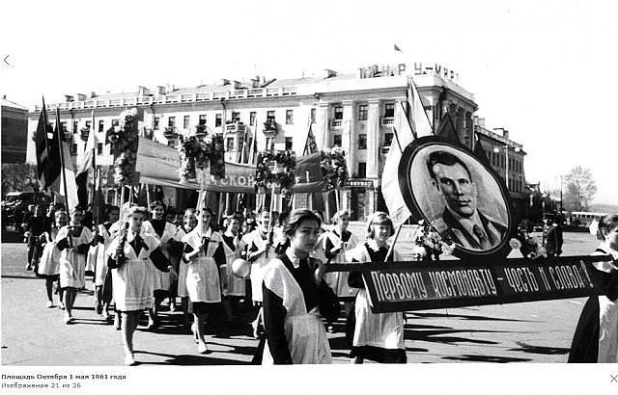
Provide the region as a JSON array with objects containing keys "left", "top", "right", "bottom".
[
  {"left": 255, "top": 150, "right": 296, "bottom": 198},
  {"left": 110, "top": 108, "right": 139, "bottom": 185},
  {"left": 320, "top": 147, "right": 349, "bottom": 190}
]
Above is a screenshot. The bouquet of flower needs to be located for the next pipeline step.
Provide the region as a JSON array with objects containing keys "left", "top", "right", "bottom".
[
  {"left": 178, "top": 133, "right": 226, "bottom": 183},
  {"left": 510, "top": 228, "right": 547, "bottom": 259},
  {"left": 110, "top": 108, "right": 140, "bottom": 185},
  {"left": 412, "top": 220, "right": 455, "bottom": 261},
  {"left": 320, "top": 148, "right": 348, "bottom": 190},
  {"left": 255, "top": 150, "right": 297, "bottom": 198},
  {"left": 210, "top": 134, "right": 225, "bottom": 179}
]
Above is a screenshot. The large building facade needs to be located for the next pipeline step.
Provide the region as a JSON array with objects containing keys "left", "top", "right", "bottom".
[
  {"left": 25, "top": 63, "right": 527, "bottom": 221},
  {"left": 2, "top": 97, "right": 28, "bottom": 164}
]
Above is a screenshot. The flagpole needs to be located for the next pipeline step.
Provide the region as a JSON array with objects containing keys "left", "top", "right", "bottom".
[
  {"left": 385, "top": 223, "right": 404, "bottom": 262},
  {"left": 55, "top": 108, "right": 71, "bottom": 211}
]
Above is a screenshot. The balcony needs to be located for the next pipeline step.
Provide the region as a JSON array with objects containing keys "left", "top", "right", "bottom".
[
  {"left": 381, "top": 117, "right": 394, "bottom": 126},
  {"left": 331, "top": 119, "right": 343, "bottom": 129},
  {"left": 225, "top": 121, "right": 246, "bottom": 134}
]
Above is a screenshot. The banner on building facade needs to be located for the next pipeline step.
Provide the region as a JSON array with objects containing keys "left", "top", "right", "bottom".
[
  {"left": 326, "top": 255, "right": 609, "bottom": 313},
  {"left": 135, "top": 138, "right": 329, "bottom": 193}
]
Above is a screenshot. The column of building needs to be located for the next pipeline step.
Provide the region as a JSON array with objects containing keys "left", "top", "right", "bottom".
[
  {"left": 366, "top": 99, "right": 381, "bottom": 215},
  {"left": 341, "top": 100, "right": 355, "bottom": 212},
  {"left": 316, "top": 103, "right": 330, "bottom": 151}
]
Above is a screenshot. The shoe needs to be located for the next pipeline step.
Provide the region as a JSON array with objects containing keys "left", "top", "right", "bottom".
[
  {"left": 95, "top": 304, "right": 103, "bottom": 315},
  {"left": 46, "top": 301, "right": 54, "bottom": 308},
  {"left": 25, "top": 264, "right": 32, "bottom": 271},
  {"left": 64, "top": 314, "right": 73, "bottom": 324},
  {"left": 58, "top": 301, "right": 65, "bottom": 310},
  {"left": 197, "top": 341, "right": 208, "bottom": 354},
  {"left": 124, "top": 354, "right": 136, "bottom": 366}
]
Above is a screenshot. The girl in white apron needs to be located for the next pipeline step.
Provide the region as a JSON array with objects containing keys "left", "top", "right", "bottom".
[
  {"left": 142, "top": 200, "right": 178, "bottom": 329},
  {"left": 260, "top": 209, "right": 339, "bottom": 364},
  {"left": 56, "top": 207, "right": 96, "bottom": 324},
  {"left": 182, "top": 207, "right": 226, "bottom": 354},
  {"left": 106, "top": 206, "right": 177, "bottom": 366},
  {"left": 316, "top": 210, "right": 360, "bottom": 333},
  {"left": 348, "top": 211, "right": 406, "bottom": 364},
  {"left": 93, "top": 206, "right": 120, "bottom": 317},
  {"left": 37, "top": 210, "right": 68, "bottom": 308},
  {"left": 240, "top": 210, "right": 277, "bottom": 337},
  {"left": 170, "top": 208, "right": 197, "bottom": 327},
  {"left": 221, "top": 212, "right": 246, "bottom": 324},
  {"left": 569, "top": 214, "right": 618, "bottom": 362}
]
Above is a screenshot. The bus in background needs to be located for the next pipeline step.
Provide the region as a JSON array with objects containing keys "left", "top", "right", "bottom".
[{"left": 568, "top": 211, "right": 608, "bottom": 228}]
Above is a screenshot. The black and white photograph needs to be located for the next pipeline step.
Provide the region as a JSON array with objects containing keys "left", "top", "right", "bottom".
[{"left": 2, "top": 1, "right": 618, "bottom": 394}]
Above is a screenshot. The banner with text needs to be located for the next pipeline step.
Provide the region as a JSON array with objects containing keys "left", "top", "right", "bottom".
[{"left": 326, "top": 255, "right": 610, "bottom": 313}]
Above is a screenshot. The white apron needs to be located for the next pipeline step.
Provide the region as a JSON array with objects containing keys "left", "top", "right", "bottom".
[
  {"left": 351, "top": 245, "right": 405, "bottom": 350},
  {"left": 261, "top": 259, "right": 332, "bottom": 364},
  {"left": 593, "top": 247, "right": 618, "bottom": 362},
  {"left": 242, "top": 230, "right": 273, "bottom": 303},
  {"left": 58, "top": 226, "right": 94, "bottom": 289},
  {"left": 93, "top": 224, "right": 115, "bottom": 286},
  {"left": 183, "top": 228, "right": 222, "bottom": 303},
  {"left": 318, "top": 230, "right": 360, "bottom": 298},
  {"left": 142, "top": 220, "right": 176, "bottom": 292},
  {"left": 221, "top": 234, "right": 246, "bottom": 297},
  {"left": 37, "top": 230, "right": 61, "bottom": 276},
  {"left": 174, "top": 227, "right": 190, "bottom": 298},
  {"left": 107, "top": 232, "right": 160, "bottom": 311}
]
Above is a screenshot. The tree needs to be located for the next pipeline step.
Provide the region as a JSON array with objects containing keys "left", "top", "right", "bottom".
[
  {"left": 1, "top": 164, "right": 40, "bottom": 198},
  {"left": 563, "top": 166, "right": 597, "bottom": 212}
]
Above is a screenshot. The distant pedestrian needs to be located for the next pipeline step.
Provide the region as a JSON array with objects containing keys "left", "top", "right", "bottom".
[
  {"left": 544, "top": 216, "right": 564, "bottom": 258},
  {"left": 37, "top": 209, "right": 68, "bottom": 308}
]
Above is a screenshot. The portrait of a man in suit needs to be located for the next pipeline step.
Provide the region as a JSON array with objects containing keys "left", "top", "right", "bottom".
[{"left": 426, "top": 150, "right": 507, "bottom": 251}]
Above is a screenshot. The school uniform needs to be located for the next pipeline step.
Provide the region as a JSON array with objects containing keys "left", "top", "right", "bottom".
[
  {"left": 57, "top": 226, "right": 94, "bottom": 289},
  {"left": 569, "top": 245, "right": 618, "bottom": 362},
  {"left": 173, "top": 226, "right": 192, "bottom": 298},
  {"left": 142, "top": 219, "right": 177, "bottom": 293},
  {"left": 348, "top": 242, "right": 406, "bottom": 363},
  {"left": 37, "top": 228, "right": 61, "bottom": 279},
  {"left": 241, "top": 229, "right": 275, "bottom": 303},
  {"left": 221, "top": 231, "right": 246, "bottom": 297},
  {"left": 106, "top": 231, "right": 170, "bottom": 311},
  {"left": 317, "top": 229, "right": 360, "bottom": 299},
  {"left": 182, "top": 227, "right": 226, "bottom": 312},
  {"left": 261, "top": 252, "right": 339, "bottom": 364}
]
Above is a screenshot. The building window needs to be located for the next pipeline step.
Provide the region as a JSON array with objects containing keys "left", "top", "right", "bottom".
[
  {"left": 97, "top": 143, "right": 103, "bottom": 155},
  {"left": 267, "top": 110, "right": 276, "bottom": 122},
  {"left": 61, "top": 122, "right": 67, "bottom": 133},
  {"left": 310, "top": 108, "right": 316, "bottom": 123},
  {"left": 98, "top": 120, "right": 104, "bottom": 133},
  {"left": 85, "top": 120, "right": 92, "bottom": 130},
  {"left": 232, "top": 111, "right": 241, "bottom": 123},
  {"left": 154, "top": 116, "right": 160, "bottom": 130},
  {"left": 226, "top": 137, "right": 234, "bottom": 152},
  {"left": 358, "top": 104, "right": 368, "bottom": 121},
  {"left": 199, "top": 114, "right": 207, "bottom": 125},
  {"left": 334, "top": 106, "right": 343, "bottom": 120},
  {"left": 384, "top": 103, "right": 395, "bottom": 118},
  {"left": 286, "top": 110, "right": 294, "bottom": 124},
  {"left": 183, "top": 115, "right": 190, "bottom": 129},
  {"left": 215, "top": 114, "right": 222, "bottom": 127},
  {"left": 73, "top": 121, "right": 78, "bottom": 134},
  {"left": 112, "top": 119, "right": 119, "bottom": 127},
  {"left": 333, "top": 134, "right": 342, "bottom": 147},
  {"left": 358, "top": 162, "right": 366, "bottom": 178},
  {"left": 168, "top": 116, "right": 175, "bottom": 128},
  {"left": 358, "top": 133, "right": 367, "bottom": 150},
  {"left": 285, "top": 137, "right": 293, "bottom": 150},
  {"left": 250, "top": 112, "right": 256, "bottom": 126},
  {"left": 384, "top": 132, "right": 393, "bottom": 147}
]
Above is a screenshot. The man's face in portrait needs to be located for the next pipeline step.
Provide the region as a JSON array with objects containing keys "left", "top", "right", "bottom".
[{"left": 431, "top": 162, "right": 477, "bottom": 218}]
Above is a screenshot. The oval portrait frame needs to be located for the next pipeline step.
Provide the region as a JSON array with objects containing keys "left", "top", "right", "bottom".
[{"left": 398, "top": 136, "right": 513, "bottom": 259}]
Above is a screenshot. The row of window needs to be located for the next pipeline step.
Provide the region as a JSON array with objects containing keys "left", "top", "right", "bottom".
[
  {"left": 159, "top": 109, "right": 297, "bottom": 130},
  {"left": 485, "top": 150, "right": 523, "bottom": 173},
  {"left": 332, "top": 131, "right": 394, "bottom": 150}
]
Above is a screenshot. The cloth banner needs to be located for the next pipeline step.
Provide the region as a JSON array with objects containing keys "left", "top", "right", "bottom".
[{"left": 136, "top": 138, "right": 329, "bottom": 194}]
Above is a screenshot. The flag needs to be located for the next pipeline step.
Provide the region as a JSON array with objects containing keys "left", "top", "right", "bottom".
[
  {"left": 436, "top": 112, "right": 460, "bottom": 144},
  {"left": 380, "top": 79, "right": 434, "bottom": 227},
  {"left": 35, "top": 99, "right": 61, "bottom": 190},
  {"left": 394, "top": 44, "right": 403, "bottom": 53},
  {"left": 76, "top": 112, "right": 97, "bottom": 207},
  {"left": 473, "top": 133, "right": 491, "bottom": 168},
  {"left": 407, "top": 77, "right": 433, "bottom": 137},
  {"left": 303, "top": 123, "right": 318, "bottom": 155},
  {"left": 52, "top": 109, "right": 80, "bottom": 211}
]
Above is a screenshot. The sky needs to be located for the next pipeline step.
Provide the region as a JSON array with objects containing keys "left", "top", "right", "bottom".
[{"left": 2, "top": 0, "right": 617, "bottom": 205}]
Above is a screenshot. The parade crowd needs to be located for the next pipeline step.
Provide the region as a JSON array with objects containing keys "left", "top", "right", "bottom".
[{"left": 19, "top": 201, "right": 618, "bottom": 365}]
